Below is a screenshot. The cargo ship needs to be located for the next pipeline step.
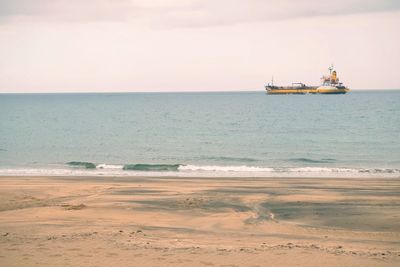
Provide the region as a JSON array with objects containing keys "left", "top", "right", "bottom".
[{"left": 265, "top": 66, "right": 350, "bottom": 94}]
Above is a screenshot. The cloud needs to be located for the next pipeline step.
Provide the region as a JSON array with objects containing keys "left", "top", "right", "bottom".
[
  {"left": 0, "top": 0, "right": 138, "bottom": 22},
  {"left": 0, "top": 0, "right": 399, "bottom": 27},
  {"left": 161, "top": 0, "right": 400, "bottom": 28}
]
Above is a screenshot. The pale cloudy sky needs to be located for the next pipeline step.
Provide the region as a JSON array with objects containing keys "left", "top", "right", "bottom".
[{"left": 0, "top": 0, "right": 399, "bottom": 92}]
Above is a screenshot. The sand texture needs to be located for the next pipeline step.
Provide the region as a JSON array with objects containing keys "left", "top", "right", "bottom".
[{"left": 0, "top": 176, "right": 399, "bottom": 266}]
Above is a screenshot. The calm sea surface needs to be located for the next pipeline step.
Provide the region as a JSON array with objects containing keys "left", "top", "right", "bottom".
[{"left": 0, "top": 91, "right": 399, "bottom": 177}]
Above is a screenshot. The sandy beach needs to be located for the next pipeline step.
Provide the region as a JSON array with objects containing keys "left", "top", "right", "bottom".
[{"left": 0, "top": 176, "right": 399, "bottom": 266}]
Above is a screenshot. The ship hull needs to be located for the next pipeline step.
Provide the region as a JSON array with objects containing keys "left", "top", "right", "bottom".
[{"left": 266, "top": 87, "right": 349, "bottom": 95}]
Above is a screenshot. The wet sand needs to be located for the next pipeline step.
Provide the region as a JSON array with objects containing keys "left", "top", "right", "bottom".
[{"left": 0, "top": 176, "right": 399, "bottom": 266}]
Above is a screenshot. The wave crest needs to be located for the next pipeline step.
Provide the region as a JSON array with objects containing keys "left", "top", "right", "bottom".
[
  {"left": 67, "top": 161, "right": 96, "bottom": 169},
  {"left": 58, "top": 161, "right": 400, "bottom": 177},
  {"left": 123, "top": 164, "right": 181, "bottom": 171}
]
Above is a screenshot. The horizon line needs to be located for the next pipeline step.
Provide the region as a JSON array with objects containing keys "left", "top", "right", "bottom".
[{"left": 1, "top": 88, "right": 400, "bottom": 94}]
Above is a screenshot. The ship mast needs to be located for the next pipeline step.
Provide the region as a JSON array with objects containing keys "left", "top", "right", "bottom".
[{"left": 328, "top": 64, "right": 334, "bottom": 75}]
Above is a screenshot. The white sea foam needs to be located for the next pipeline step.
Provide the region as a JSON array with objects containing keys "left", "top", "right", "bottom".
[
  {"left": 178, "top": 165, "right": 275, "bottom": 172},
  {"left": 0, "top": 165, "right": 399, "bottom": 178},
  {"left": 96, "top": 164, "right": 124, "bottom": 169},
  {"left": 287, "top": 167, "right": 360, "bottom": 173}
]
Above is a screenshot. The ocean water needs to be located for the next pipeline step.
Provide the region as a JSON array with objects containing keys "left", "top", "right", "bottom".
[{"left": 0, "top": 91, "right": 399, "bottom": 177}]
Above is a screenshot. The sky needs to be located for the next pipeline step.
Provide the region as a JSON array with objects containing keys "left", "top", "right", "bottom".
[{"left": 0, "top": 0, "right": 399, "bottom": 93}]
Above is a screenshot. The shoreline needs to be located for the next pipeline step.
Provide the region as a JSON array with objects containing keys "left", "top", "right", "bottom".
[
  {"left": 1, "top": 175, "right": 399, "bottom": 266},
  {"left": 2, "top": 174, "right": 400, "bottom": 180},
  {"left": 1, "top": 168, "right": 399, "bottom": 178}
]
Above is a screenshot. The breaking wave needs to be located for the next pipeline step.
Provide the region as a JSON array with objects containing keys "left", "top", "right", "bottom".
[
  {"left": 123, "top": 164, "right": 181, "bottom": 171},
  {"left": 67, "top": 163, "right": 181, "bottom": 171},
  {"left": 0, "top": 162, "right": 399, "bottom": 178},
  {"left": 67, "top": 161, "right": 97, "bottom": 169},
  {"left": 65, "top": 162, "right": 400, "bottom": 176}
]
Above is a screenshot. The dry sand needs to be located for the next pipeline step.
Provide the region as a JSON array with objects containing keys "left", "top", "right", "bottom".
[{"left": 0, "top": 176, "right": 399, "bottom": 266}]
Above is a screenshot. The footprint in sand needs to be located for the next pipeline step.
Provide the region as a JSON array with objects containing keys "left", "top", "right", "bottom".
[
  {"left": 61, "top": 204, "right": 87, "bottom": 210},
  {"left": 106, "top": 252, "right": 119, "bottom": 257},
  {"left": 200, "top": 261, "right": 215, "bottom": 266},
  {"left": 66, "top": 248, "right": 81, "bottom": 251},
  {"left": 78, "top": 253, "right": 93, "bottom": 257}
]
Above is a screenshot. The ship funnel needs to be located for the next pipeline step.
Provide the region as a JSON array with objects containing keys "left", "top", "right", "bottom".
[{"left": 332, "top": 70, "right": 337, "bottom": 82}]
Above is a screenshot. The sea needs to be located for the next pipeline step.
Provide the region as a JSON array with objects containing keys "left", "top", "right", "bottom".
[{"left": 0, "top": 90, "right": 399, "bottom": 178}]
